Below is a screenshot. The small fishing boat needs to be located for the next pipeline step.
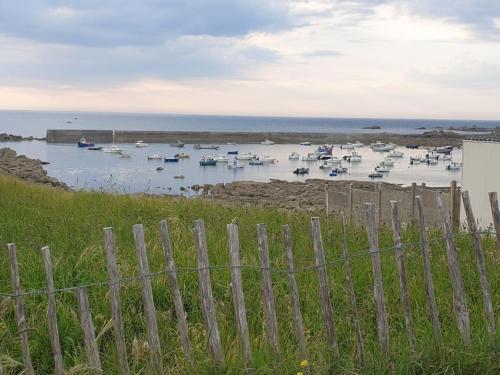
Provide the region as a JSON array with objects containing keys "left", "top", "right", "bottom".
[
  {"left": 156, "top": 166, "right": 164, "bottom": 171},
  {"left": 327, "top": 157, "right": 341, "bottom": 165},
  {"left": 135, "top": 140, "right": 148, "bottom": 148},
  {"left": 388, "top": 150, "right": 404, "bottom": 157},
  {"left": 174, "top": 153, "right": 191, "bottom": 159},
  {"left": 372, "top": 143, "right": 394, "bottom": 152},
  {"left": 302, "top": 153, "right": 317, "bottom": 161},
  {"left": 406, "top": 144, "right": 420, "bottom": 149},
  {"left": 340, "top": 143, "right": 355, "bottom": 150},
  {"left": 318, "top": 155, "right": 332, "bottom": 161},
  {"left": 369, "top": 172, "right": 383, "bottom": 178},
  {"left": 293, "top": 168, "right": 309, "bottom": 175},
  {"left": 119, "top": 153, "right": 132, "bottom": 159},
  {"left": 215, "top": 155, "right": 229, "bottom": 163},
  {"left": 439, "top": 154, "right": 452, "bottom": 161},
  {"left": 77, "top": 138, "right": 95, "bottom": 148},
  {"left": 426, "top": 159, "right": 438, "bottom": 165},
  {"left": 375, "top": 165, "right": 391, "bottom": 173},
  {"left": 344, "top": 151, "right": 362, "bottom": 162},
  {"left": 249, "top": 160, "right": 264, "bottom": 166},
  {"left": 87, "top": 146, "right": 103, "bottom": 151},
  {"left": 332, "top": 167, "right": 348, "bottom": 174},
  {"left": 170, "top": 140, "right": 185, "bottom": 148},
  {"left": 382, "top": 157, "right": 394, "bottom": 167},
  {"left": 227, "top": 150, "right": 239, "bottom": 155},
  {"left": 446, "top": 162, "right": 461, "bottom": 171},
  {"left": 164, "top": 157, "right": 179, "bottom": 163},
  {"left": 317, "top": 145, "right": 333, "bottom": 154},
  {"left": 194, "top": 144, "right": 219, "bottom": 150},
  {"left": 300, "top": 141, "right": 312, "bottom": 146},
  {"left": 319, "top": 162, "right": 330, "bottom": 169},
  {"left": 199, "top": 156, "right": 217, "bottom": 166},
  {"left": 353, "top": 141, "right": 364, "bottom": 148},
  {"left": 436, "top": 145, "right": 453, "bottom": 154},
  {"left": 147, "top": 154, "right": 163, "bottom": 160},
  {"left": 425, "top": 151, "right": 440, "bottom": 160},
  {"left": 259, "top": 156, "right": 276, "bottom": 164},
  {"left": 228, "top": 159, "right": 244, "bottom": 169},
  {"left": 409, "top": 159, "right": 420, "bottom": 165},
  {"left": 329, "top": 170, "right": 338, "bottom": 176},
  {"left": 236, "top": 152, "right": 257, "bottom": 160},
  {"left": 288, "top": 152, "right": 300, "bottom": 160},
  {"left": 103, "top": 145, "right": 123, "bottom": 154},
  {"left": 261, "top": 139, "right": 274, "bottom": 145}
]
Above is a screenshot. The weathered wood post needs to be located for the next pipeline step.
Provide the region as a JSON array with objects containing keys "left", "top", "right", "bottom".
[
  {"left": 194, "top": 220, "right": 224, "bottom": 364},
  {"left": 282, "top": 224, "right": 308, "bottom": 362},
  {"left": 76, "top": 287, "right": 102, "bottom": 375},
  {"left": 227, "top": 223, "right": 252, "bottom": 368},
  {"left": 377, "top": 183, "right": 383, "bottom": 224},
  {"left": 133, "top": 224, "right": 164, "bottom": 373},
  {"left": 159, "top": 220, "right": 194, "bottom": 370},
  {"left": 348, "top": 183, "right": 354, "bottom": 221},
  {"left": 462, "top": 191, "right": 496, "bottom": 346},
  {"left": 364, "top": 204, "right": 389, "bottom": 353},
  {"left": 340, "top": 213, "right": 365, "bottom": 368},
  {"left": 40, "top": 246, "right": 65, "bottom": 375},
  {"left": 103, "top": 228, "right": 130, "bottom": 375},
  {"left": 411, "top": 182, "right": 417, "bottom": 224},
  {"left": 389, "top": 201, "right": 416, "bottom": 354},
  {"left": 436, "top": 193, "right": 471, "bottom": 348},
  {"left": 488, "top": 192, "right": 500, "bottom": 250},
  {"left": 450, "top": 180, "right": 461, "bottom": 232},
  {"left": 7, "top": 243, "right": 34, "bottom": 375},
  {"left": 325, "top": 183, "right": 329, "bottom": 218},
  {"left": 257, "top": 223, "right": 281, "bottom": 358},
  {"left": 311, "top": 217, "right": 339, "bottom": 357},
  {"left": 416, "top": 196, "right": 442, "bottom": 344}
]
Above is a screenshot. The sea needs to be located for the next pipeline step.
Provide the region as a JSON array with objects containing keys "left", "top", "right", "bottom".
[{"left": 2, "top": 110, "right": 498, "bottom": 193}]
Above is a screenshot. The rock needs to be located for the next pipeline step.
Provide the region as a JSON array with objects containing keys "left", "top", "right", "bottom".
[
  {"left": 0, "top": 133, "right": 46, "bottom": 142},
  {"left": 0, "top": 148, "right": 69, "bottom": 189}
]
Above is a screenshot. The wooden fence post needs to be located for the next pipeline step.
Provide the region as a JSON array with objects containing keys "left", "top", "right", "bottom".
[
  {"left": 389, "top": 201, "right": 416, "bottom": 354},
  {"left": 103, "top": 228, "right": 130, "bottom": 375},
  {"left": 364, "top": 204, "right": 389, "bottom": 353},
  {"left": 416, "top": 196, "right": 442, "bottom": 344},
  {"left": 325, "top": 183, "right": 329, "bottom": 218},
  {"left": 462, "top": 191, "right": 496, "bottom": 346},
  {"left": 450, "top": 180, "right": 461, "bottom": 232},
  {"left": 7, "top": 243, "right": 35, "bottom": 375},
  {"left": 377, "top": 183, "right": 383, "bottom": 224},
  {"left": 340, "top": 213, "right": 365, "bottom": 368},
  {"left": 256, "top": 223, "right": 281, "bottom": 358},
  {"left": 311, "top": 217, "right": 339, "bottom": 357},
  {"left": 159, "top": 221, "right": 194, "bottom": 369},
  {"left": 282, "top": 224, "right": 308, "bottom": 362},
  {"left": 227, "top": 223, "right": 252, "bottom": 368},
  {"left": 348, "top": 184, "right": 354, "bottom": 222},
  {"left": 411, "top": 182, "right": 417, "bottom": 224},
  {"left": 133, "top": 224, "right": 163, "bottom": 373},
  {"left": 488, "top": 192, "right": 500, "bottom": 250},
  {"left": 40, "top": 246, "right": 65, "bottom": 375},
  {"left": 193, "top": 220, "right": 224, "bottom": 364},
  {"left": 76, "top": 287, "right": 102, "bottom": 375},
  {"left": 436, "top": 193, "right": 471, "bottom": 348}
]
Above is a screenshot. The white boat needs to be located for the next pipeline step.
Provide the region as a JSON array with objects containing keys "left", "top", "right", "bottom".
[
  {"left": 344, "top": 151, "right": 362, "bottom": 162},
  {"left": 319, "top": 162, "right": 330, "bottom": 170},
  {"left": 194, "top": 144, "right": 219, "bottom": 150},
  {"left": 440, "top": 154, "right": 452, "bottom": 161},
  {"left": 446, "top": 162, "right": 461, "bottom": 171},
  {"left": 369, "top": 141, "right": 384, "bottom": 148},
  {"left": 169, "top": 140, "right": 185, "bottom": 148},
  {"left": 388, "top": 150, "right": 404, "bottom": 158},
  {"left": 353, "top": 141, "right": 364, "bottom": 148},
  {"left": 341, "top": 143, "right": 355, "bottom": 150},
  {"left": 300, "top": 141, "right": 312, "bottom": 146},
  {"left": 135, "top": 140, "right": 148, "bottom": 148},
  {"left": 289, "top": 152, "right": 300, "bottom": 160},
  {"left": 174, "top": 153, "right": 191, "bottom": 159},
  {"left": 302, "top": 153, "right": 317, "bottom": 161},
  {"left": 261, "top": 139, "right": 274, "bottom": 145},
  {"left": 215, "top": 155, "right": 229, "bottom": 163},
  {"left": 375, "top": 165, "right": 391, "bottom": 173},
  {"left": 103, "top": 145, "right": 123, "bottom": 154},
  {"left": 327, "top": 157, "right": 341, "bottom": 165},
  {"left": 382, "top": 157, "right": 394, "bottom": 167},
  {"left": 426, "top": 159, "right": 438, "bottom": 165},
  {"left": 147, "top": 154, "right": 163, "bottom": 160},
  {"left": 373, "top": 144, "right": 394, "bottom": 152},
  {"left": 236, "top": 152, "right": 257, "bottom": 160},
  {"left": 259, "top": 155, "right": 276, "bottom": 164},
  {"left": 228, "top": 159, "right": 244, "bottom": 169}
]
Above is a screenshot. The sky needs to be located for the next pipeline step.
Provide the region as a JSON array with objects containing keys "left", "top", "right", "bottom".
[{"left": 1, "top": 0, "right": 500, "bottom": 119}]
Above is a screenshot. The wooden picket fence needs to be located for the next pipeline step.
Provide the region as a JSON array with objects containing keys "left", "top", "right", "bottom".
[{"left": 2, "top": 191, "right": 500, "bottom": 374}]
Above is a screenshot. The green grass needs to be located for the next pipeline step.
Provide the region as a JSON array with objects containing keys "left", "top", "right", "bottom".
[{"left": 0, "top": 175, "right": 499, "bottom": 374}]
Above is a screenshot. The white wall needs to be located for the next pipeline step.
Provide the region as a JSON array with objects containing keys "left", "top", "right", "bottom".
[{"left": 461, "top": 140, "right": 500, "bottom": 227}]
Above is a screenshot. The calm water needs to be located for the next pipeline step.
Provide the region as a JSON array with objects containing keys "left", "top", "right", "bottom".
[
  {"left": 1, "top": 110, "right": 500, "bottom": 138},
  {"left": 4, "top": 141, "right": 462, "bottom": 194}
]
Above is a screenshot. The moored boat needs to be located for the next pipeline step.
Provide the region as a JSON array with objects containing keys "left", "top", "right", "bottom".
[
  {"left": 288, "top": 152, "right": 300, "bottom": 160},
  {"left": 77, "top": 138, "right": 95, "bottom": 148},
  {"left": 215, "top": 155, "right": 229, "bottom": 163},
  {"left": 300, "top": 141, "right": 311, "bottom": 146},
  {"left": 174, "top": 153, "right": 191, "bottom": 159},
  {"left": 446, "top": 162, "right": 461, "bottom": 171},
  {"left": 261, "top": 139, "right": 274, "bottom": 145},
  {"left": 147, "top": 154, "right": 163, "bottom": 160},
  {"left": 164, "top": 157, "right": 179, "bottom": 163},
  {"left": 170, "top": 140, "right": 185, "bottom": 148},
  {"left": 301, "top": 153, "right": 317, "bottom": 161},
  {"left": 87, "top": 146, "right": 103, "bottom": 151},
  {"left": 369, "top": 172, "right": 383, "bottom": 178},
  {"left": 236, "top": 152, "right": 257, "bottom": 160},
  {"left": 199, "top": 156, "right": 217, "bottom": 166},
  {"left": 249, "top": 159, "right": 264, "bottom": 166},
  {"left": 227, "top": 150, "right": 239, "bottom": 155},
  {"left": 103, "top": 145, "right": 123, "bottom": 154},
  {"left": 259, "top": 155, "right": 276, "bottom": 164},
  {"left": 293, "top": 167, "right": 309, "bottom": 175},
  {"left": 388, "top": 150, "right": 404, "bottom": 157},
  {"left": 228, "top": 159, "right": 244, "bottom": 169},
  {"left": 194, "top": 144, "right": 219, "bottom": 150},
  {"left": 135, "top": 140, "right": 148, "bottom": 148}
]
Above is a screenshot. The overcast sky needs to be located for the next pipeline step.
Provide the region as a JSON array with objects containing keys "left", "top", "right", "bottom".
[{"left": 1, "top": 0, "right": 500, "bottom": 119}]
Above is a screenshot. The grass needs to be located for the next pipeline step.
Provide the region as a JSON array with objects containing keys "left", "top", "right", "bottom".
[{"left": 0, "top": 174, "right": 499, "bottom": 374}]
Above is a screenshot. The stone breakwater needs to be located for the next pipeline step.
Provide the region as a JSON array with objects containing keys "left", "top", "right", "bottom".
[
  {"left": 191, "top": 179, "right": 419, "bottom": 212},
  {"left": 0, "top": 148, "right": 68, "bottom": 189}
]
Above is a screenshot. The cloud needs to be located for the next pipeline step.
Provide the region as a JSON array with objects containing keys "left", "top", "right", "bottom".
[
  {"left": 302, "top": 50, "right": 341, "bottom": 57},
  {"left": 0, "top": 0, "right": 293, "bottom": 47}
]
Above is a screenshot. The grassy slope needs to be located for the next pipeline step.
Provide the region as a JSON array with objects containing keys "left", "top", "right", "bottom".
[{"left": 0, "top": 175, "right": 499, "bottom": 374}]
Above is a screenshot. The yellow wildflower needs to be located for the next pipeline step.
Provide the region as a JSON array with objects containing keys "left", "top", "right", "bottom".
[
  {"left": 300, "top": 359, "right": 309, "bottom": 367},
  {"left": 297, "top": 372, "right": 304, "bottom": 375}
]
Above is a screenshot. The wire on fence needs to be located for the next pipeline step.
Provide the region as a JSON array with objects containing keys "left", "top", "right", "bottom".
[{"left": 0, "top": 229, "right": 495, "bottom": 299}]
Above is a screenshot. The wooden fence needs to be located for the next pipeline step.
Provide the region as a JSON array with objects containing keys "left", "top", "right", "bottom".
[{"left": 1, "top": 190, "right": 499, "bottom": 373}]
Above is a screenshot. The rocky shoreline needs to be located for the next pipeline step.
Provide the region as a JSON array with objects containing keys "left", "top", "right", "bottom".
[
  {"left": 0, "top": 148, "right": 68, "bottom": 189},
  {"left": 0, "top": 133, "right": 46, "bottom": 142}
]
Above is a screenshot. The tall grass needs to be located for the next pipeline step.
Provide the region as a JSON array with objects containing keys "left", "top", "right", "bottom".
[{"left": 0, "top": 175, "right": 499, "bottom": 374}]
